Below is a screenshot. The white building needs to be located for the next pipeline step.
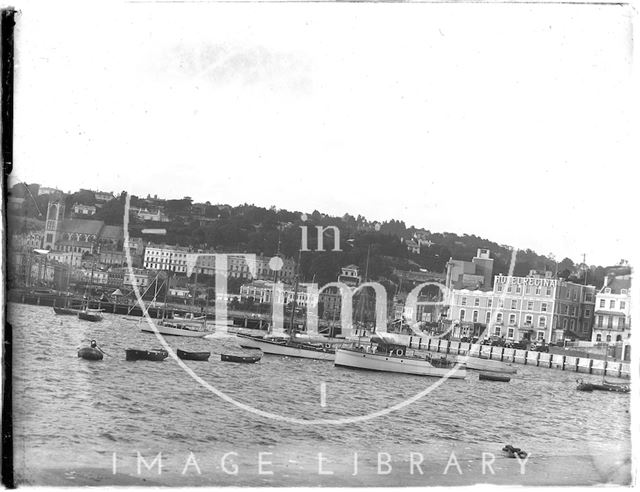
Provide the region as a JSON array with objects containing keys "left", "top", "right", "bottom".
[
  {"left": 240, "top": 280, "right": 315, "bottom": 307},
  {"left": 592, "top": 275, "right": 631, "bottom": 345},
  {"left": 72, "top": 203, "right": 97, "bottom": 216}
]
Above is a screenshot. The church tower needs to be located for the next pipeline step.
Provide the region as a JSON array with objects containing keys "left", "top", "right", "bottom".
[{"left": 43, "top": 194, "right": 65, "bottom": 250}]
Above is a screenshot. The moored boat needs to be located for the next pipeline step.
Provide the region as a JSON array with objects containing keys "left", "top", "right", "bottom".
[
  {"left": 221, "top": 353, "right": 262, "bottom": 363},
  {"left": 78, "top": 310, "right": 103, "bottom": 322},
  {"left": 479, "top": 372, "right": 511, "bottom": 382},
  {"left": 176, "top": 349, "right": 211, "bottom": 361},
  {"left": 576, "top": 378, "right": 630, "bottom": 393},
  {"left": 141, "top": 320, "right": 212, "bottom": 338},
  {"left": 454, "top": 353, "right": 517, "bottom": 374},
  {"left": 125, "top": 348, "right": 168, "bottom": 361},
  {"left": 335, "top": 346, "right": 467, "bottom": 378},
  {"left": 77, "top": 347, "right": 103, "bottom": 360},
  {"left": 238, "top": 334, "right": 336, "bottom": 360}
]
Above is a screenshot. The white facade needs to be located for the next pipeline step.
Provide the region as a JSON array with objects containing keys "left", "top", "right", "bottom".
[
  {"left": 240, "top": 280, "right": 315, "bottom": 307},
  {"left": 592, "top": 286, "right": 631, "bottom": 343}
]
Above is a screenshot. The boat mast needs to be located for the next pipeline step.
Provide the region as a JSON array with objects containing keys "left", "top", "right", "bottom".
[{"left": 287, "top": 249, "right": 302, "bottom": 339}]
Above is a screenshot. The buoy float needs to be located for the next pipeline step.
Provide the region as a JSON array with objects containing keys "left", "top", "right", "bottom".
[{"left": 78, "top": 347, "right": 103, "bottom": 361}]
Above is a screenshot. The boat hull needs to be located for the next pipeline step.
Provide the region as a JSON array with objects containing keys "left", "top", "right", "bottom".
[
  {"left": 239, "top": 337, "right": 335, "bottom": 360},
  {"left": 334, "top": 349, "right": 467, "bottom": 379},
  {"left": 78, "top": 311, "right": 103, "bottom": 322},
  {"left": 77, "top": 347, "right": 103, "bottom": 360},
  {"left": 454, "top": 354, "right": 517, "bottom": 374},
  {"left": 125, "top": 349, "right": 168, "bottom": 361},
  {"left": 221, "top": 353, "right": 262, "bottom": 363},
  {"left": 176, "top": 349, "right": 210, "bottom": 361},
  {"left": 479, "top": 372, "right": 511, "bottom": 382}
]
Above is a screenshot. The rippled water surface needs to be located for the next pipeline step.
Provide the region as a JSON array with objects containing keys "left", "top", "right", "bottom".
[{"left": 10, "top": 303, "right": 630, "bottom": 481}]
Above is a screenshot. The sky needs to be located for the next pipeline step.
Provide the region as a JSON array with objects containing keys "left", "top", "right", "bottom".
[{"left": 9, "top": 0, "right": 636, "bottom": 267}]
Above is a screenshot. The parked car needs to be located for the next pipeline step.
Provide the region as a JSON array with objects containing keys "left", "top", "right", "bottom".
[
  {"left": 460, "top": 336, "right": 479, "bottom": 344},
  {"left": 529, "top": 341, "right": 550, "bottom": 353},
  {"left": 505, "top": 340, "right": 529, "bottom": 350}
]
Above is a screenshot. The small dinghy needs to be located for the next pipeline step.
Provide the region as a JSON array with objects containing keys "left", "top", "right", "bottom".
[
  {"left": 78, "top": 310, "right": 103, "bottom": 322},
  {"left": 78, "top": 347, "right": 103, "bottom": 361},
  {"left": 479, "top": 372, "right": 511, "bottom": 382},
  {"left": 125, "top": 348, "right": 168, "bottom": 361},
  {"left": 177, "top": 349, "right": 210, "bottom": 361},
  {"left": 221, "top": 353, "right": 262, "bottom": 364},
  {"left": 576, "top": 378, "right": 629, "bottom": 393}
]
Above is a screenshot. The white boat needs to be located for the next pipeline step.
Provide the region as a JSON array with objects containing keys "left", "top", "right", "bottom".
[
  {"left": 453, "top": 354, "right": 517, "bottom": 374},
  {"left": 334, "top": 347, "right": 467, "bottom": 379},
  {"left": 171, "top": 313, "right": 207, "bottom": 325},
  {"left": 141, "top": 320, "right": 212, "bottom": 338},
  {"left": 238, "top": 335, "right": 336, "bottom": 360}
]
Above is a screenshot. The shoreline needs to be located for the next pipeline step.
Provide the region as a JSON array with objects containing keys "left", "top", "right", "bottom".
[{"left": 15, "top": 453, "right": 633, "bottom": 487}]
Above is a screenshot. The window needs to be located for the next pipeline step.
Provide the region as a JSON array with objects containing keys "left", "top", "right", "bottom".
[
  {"left": 596, "top": 334, "right": 602, "bottom": 342},
  {"left": 604, "top": 288, "right": 611, "bottom": 294},
  {"left": 620, "top": 317, "right": 626, "bottom": 329},
  {"left": 585, "top": 309, "right": 591, "bottom": 317},
  {"left": 570, "top": 306, "right": 576, "bottom": 317},
  {"left": 607, "top": 316, "right": 613, "bottom": 329},
  {"left": 537, "top": 331, "right": 545, "bottom": 341},
  {"left": 541, "top": 303, "right": 548, "bottom": 312},
  {"left": 485, "top": 312, "right": 491, "bottom": 324},
  {"left": 565, "top": 289, "right": 570, "bottom": 299},
  {"left": 509, "top": 314, "right": 517, "bottom": 326},
  {"left": 610, "top": 299, "right": 615, "bottom": 309},
  {"left": 606, "top": 335, "right": 611, "bottom": 342},
  {"left": 562, "top": 319, "right": 568, "bottom": 329},
  {"left": 487, "top": 299, "right": 493, "bottom": 308},
  {"left": 527, "top": 301, "right": 534, "bottom": 311},
  {"left": 546, "top": 287, "right": 553, "bottom": 296},
  {"left": 562, "top": 304, "right": 568, "bottom": 314},
  {"left": 616, "top": 335, "right": 622, "bottom": 342},
  {"left": 597, "top": 315, "right": 603, "bottom": 328},
  {"left": 525, "top": 315, "right": 533, "bottom": 325},
  {"left": 539, "top": 316, "right": 546, "bottom": 327},
  {"left": 572, "top": 290, "right": 577, "bottom": 301},
  {"left": 599, "top": 299, "right": 605, "bottom": 308},
  {"left": 497, "top": 284, "right": 503, "bottom": 292},
  {"left": 620, "top": 301, "right": 626, "bottom": 309},
  {"left": 524, "top": 286, "right": 530, "bottom": 294},
  {"left": 516, "top": 285, "right": 522, "bottom": 294},
  {"left": 494, "top": 326, "right": 501, "bottom": 336},
  {"left": 499, "top": 299, "right": 505, "bottom": 308},
  {"left": 461, "top": 297, "right": 467, "bottom": 306},
  {"left": 472, "top": 311, "right": 479, "bottom": 322},
  {"left": 621, "top": 289, "right": 628, "bottom": 295},
  {"left": 459, "top": 309, "right": 466, "bottom": 321},
  {"left": 570, "top": 319, "right": 575, "bottom": 330},
  {"left": 535, "top": 286, "right": 541, "bottom": 295},
  {"left": 507, "top": 328, "right": 514, "bottom": 338},
  {"left": 474, "top": 298, "right": 480, "bottom": 307},
  {"left": 507, "top": 285, "right": 512, "bottom": 293},
  {"left": 496, "top": 313, "right": 503, "bottom": 324},
  {"left": 511, "top": 300, "right": 517, "bottom": 309}
]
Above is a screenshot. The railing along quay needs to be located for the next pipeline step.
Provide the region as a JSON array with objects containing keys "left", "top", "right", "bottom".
[{"left": 401, "top": 335, "right": 631, "bottom": 379}]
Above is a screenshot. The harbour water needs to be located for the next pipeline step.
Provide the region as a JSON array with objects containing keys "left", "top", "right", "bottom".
[{"left": 9, "top": 303, "right": 631, "bottom": 485}]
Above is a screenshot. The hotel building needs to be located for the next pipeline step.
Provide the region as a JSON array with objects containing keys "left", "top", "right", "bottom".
[{"left": 447, "top": 270, "right": 596, "bottom": 342}]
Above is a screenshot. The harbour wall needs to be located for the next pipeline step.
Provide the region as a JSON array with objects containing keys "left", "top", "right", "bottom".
[{"left": 399, "top": 335, "right": 631, "bottom": 379}]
